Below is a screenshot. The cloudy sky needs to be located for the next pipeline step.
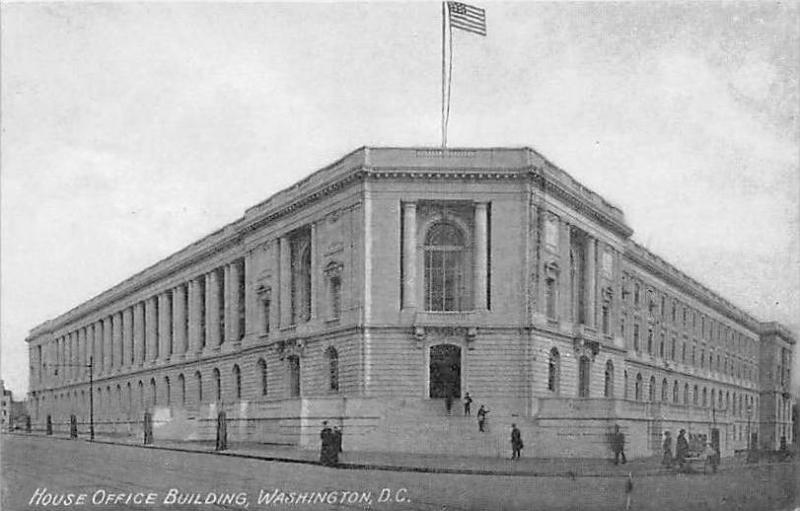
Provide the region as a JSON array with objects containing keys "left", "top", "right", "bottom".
[{"left": 2, "top": 2, "right": 798, "bottom": 397}]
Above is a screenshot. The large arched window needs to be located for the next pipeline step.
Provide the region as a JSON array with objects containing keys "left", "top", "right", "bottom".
[
  {"left": 578, "top": 356, "right": 591, "bottom": 397},
  {"left": 424, "top": 223, "right": 466, "bottom": 312},
  {"left": 257, "top": 358, "right": 268, "bottom": 396},
  {"left": 232, "top": 365, "right": 241, "bottom": 400},
  {"left": 683, "top": 383, "right": 689, "bottom": 405},
  {"left": 624, "top": 371, "right": 629, "bottom": 399},
  {"left": 702, "top": 387, "right": 707, "bottom": 407},
  {"left": 164, "top": 377, "right": 171, "bottom": 406},
  {"left": 326, "top": 347, "right": 339, "bottom": 392},
  {"left": 195, "top": 371, "right": 203, "bottom": 403},
  {"left": 635, "top": 373, "right": 643, "bottom": 401},
  {"left": 604, "top": 361, "right": 614, "bottom": 398},
  {"left": 547, "top": 348, "right": 560, "bottom": 394},
  {"left": 149, "top": 378, "right": 157, "bottom": 406},
  {"left": 661, "top": 378, "right": 668, "bottom": 401},
  {"left": 178, "top": 374, "right": 185, "bottom": 406},
  {"left": 673, "top": 380, "right": 679, "bottom": 403},
  {"left": 648, "top": 376, "right": 656, "bottom": 402},
  {"left": 693, "top": 384, "right": 699, "bottom": 405},
  {"left": 213, "top": 368, "right": 221, "bottom": 402}
]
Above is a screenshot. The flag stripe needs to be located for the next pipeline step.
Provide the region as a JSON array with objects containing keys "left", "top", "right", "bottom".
[{"left": 448, "top": 2, "right": 486, "bottom": 36}]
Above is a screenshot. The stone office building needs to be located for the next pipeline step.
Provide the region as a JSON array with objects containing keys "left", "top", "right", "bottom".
[{"left": 26, "top": 147, "right": 795, "bottom": 458}]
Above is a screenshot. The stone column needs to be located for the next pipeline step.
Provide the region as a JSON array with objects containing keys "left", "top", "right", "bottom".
[
  {"left": 188, "top": 278, "right": 202, "bottom": 354},
  {"left": 95, "top": 322, "right": 104, "bottom": 376},
  {"left": 145, "top": 298, "right": 158, "bottom": 364},
  {"left": 310, "top": 223, "right": 318, "bottom": 321},
  {"left": 103, "top": 317, "right": 113, "bottom": 374},
  {"left": 558, "top": 221, "right": 572, "bottom": 323},
  {"left": 158, "top": 292, "right": 172, "bottom": 362},
  {"left": 66, "top": 333, "right": 72, "bottom": 381},
  {"left": 584, "top": 236, "right": 596, "bottom": 328},
  {"left": 244, "top": 251, "right": 256, "bottom": 340},
  {"left": 123, "top": 308, "right": 133, "bottom": 368},
  {"left": 229, "top": 261, "right": 241, "bottom": 343},
  {"left": 79, "top": 328, "right": 86, "bottom": 380},
  {"left": 474, "top": 202, "right": 488, "bottom": 311},
  {"left": 223, "top": 264, "right": 233, "bottom": 343},
  {"left": 279, "top": 236, "right": 292, "bottom": 328},
  {"left": 133, "top": 302, "right": 144, "bottom": 366},
  {"left": 172, "top": 285, "right": 187, "bottom": 358},
  {"left": 113, "top": 312, "right": 123, "bottom": 372},
  {"left": 206, "top": 271, "right": 221, "bottom": 349},
  {"left": 402, "top": 202, "right": 417, "bottom": 309}
]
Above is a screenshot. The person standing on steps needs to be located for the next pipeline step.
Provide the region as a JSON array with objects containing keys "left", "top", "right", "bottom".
[
  {"left": 477, "top": 405, "right": 489, "bottom": 432},
  {"left": 463, "top": 392, "right": 473, "bottom": 416},
  {"left": 511, "top": 424, "right": 523, "bottom": 460}
]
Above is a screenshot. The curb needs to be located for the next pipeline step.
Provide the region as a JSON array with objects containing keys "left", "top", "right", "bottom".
[{"left": 6, "top": 433, "right": 794, "bottom": 479}]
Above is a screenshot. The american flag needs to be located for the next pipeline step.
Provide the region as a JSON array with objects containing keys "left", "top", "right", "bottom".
[{"left": 447, "top": 2, "right": 486, "bottom": 36}]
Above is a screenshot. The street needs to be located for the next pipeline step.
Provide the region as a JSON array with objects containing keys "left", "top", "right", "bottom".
[{"left": 2, "top": 435, "right": 798, "bottom": 511}]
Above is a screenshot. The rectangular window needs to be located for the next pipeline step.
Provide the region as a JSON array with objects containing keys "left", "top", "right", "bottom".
[
  {"left": 545, "top": 278, "right": 556, "bottom": 319},
  {"left": 633, "top": 324, "right": 640, "bottom": 352}
]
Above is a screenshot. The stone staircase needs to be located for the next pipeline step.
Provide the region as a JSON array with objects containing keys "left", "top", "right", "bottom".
[{"left": 362, "top": 398, "right": 507, "bottom": 457}]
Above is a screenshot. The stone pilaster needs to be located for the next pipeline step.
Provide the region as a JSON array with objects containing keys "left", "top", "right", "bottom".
[
  {"left": 172, "top": 284, "right": 187, "bottom": 358},
  {"left": 158, "top": 292, "right": 172, "bottom": 362},
  {"left": 188, "top": 278, "right": 202, "bottom": 354},
  {"left": 558, "top": 220, "right": 571, "bottom": 325},
  {"left": 402, "top": 202, "right": 417, "bottom": 309},
  {"left": 133, "top": 302, "right": 144, "bottom": 366},
  {"left": 474, "top": 202, "right": 488, "bottom": 311},
  {"left": 206, "top": 270, "right": 221, "bottom": 350},
  {"left": 229, "top": 261, "right": 241, "bottom": 344},
  {"left": 145, "top": 298, "right": 158, "bottom": 364},
  {"left": 585, "top": 236, "right": 596, "bottom": 328},
  {"left": 279, "top": 236, "right": 292, "bottom": 328},
  {"left": 310, "top": 223, "right": 318, "bottom": 321},
  {"left": 123, "top": 307, "right": 133, "bottom": 368},
  {"left": 244, "top": 251, "right": 256, "bottom": 341},
  {"left": 103, "top": 317, "right": 113, "bottom": 374}
]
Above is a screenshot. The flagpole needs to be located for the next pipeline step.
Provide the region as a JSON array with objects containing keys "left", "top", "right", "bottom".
[{"left": 441, "top": 1, "right": 447, "bottom": 150}]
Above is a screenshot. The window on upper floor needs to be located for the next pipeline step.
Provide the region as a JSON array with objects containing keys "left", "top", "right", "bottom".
[
  {"left": 424, "top": 223, "right": 467, "bottom": 312},
  {"left": 634, "top": 283, "right": 641, "bottom": 307},
  {"left": 290, "top": 228, "right": 312, "bottom": 324},
  {"left": 548, "top": 348, "right": 560, "bottom": 394},
  {"left": 325, "top": 262, "right": 344, "bottom": 321}
]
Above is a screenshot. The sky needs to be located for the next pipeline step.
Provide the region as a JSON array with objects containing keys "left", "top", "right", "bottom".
[{"left": 1, "top": 2, "right": 798, "bottom": 398}]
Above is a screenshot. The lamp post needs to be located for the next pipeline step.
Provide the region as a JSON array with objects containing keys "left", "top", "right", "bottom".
[{"left": 44, "top": 358, "right": 94, "bottom": 441}]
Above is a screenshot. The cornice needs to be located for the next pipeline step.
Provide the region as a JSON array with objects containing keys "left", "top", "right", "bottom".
[{"left": 623, "top": 242, "right": 761, "bottom": 333}]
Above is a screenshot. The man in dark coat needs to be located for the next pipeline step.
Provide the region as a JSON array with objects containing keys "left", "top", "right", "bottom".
[
  {"left": 464, "top": 392, "right": 473, "bottom": 415},
  {"left": 675, "top": 429, "right": 689, "bottom": 470},
  {"left": 477, "top": 405, "right": 489, "bottom": 432},
  {"left": 320, "top": 421, "right": 337, "bottom": 466},
  {"left": 511, "top": 424, "right": 523, "bottom": 460},
  {"left": 612, "top": 425, "right": 626, "bottom": 465}
]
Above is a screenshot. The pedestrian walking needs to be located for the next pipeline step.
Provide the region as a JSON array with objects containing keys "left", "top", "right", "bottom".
[
  {"left": 463, "top": 392, "right": 473, "bottom": 415},
  {"left": 477, "top": 405, "right": 489, "bottom": 432},
  {"left": 675, "top": 429, "right": 689, "bottom": 471},
  {"left": 612, "top": 425, "right": 627, "bottom": 465},
  {"left": 662, "top": 431, "right": 673, "bottom": 468},
  {"left": 511, "top": 424, "right": 523, "bottom": 460}
]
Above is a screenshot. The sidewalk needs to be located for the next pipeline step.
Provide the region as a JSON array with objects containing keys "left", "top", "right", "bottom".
[{"left": 12, "top": 432, "right": 776, "bottom": 478}]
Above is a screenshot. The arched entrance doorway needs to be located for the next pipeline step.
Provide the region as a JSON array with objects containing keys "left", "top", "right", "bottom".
[{"left": 429, "top": 344, "right": 461, "bottom": 399}]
